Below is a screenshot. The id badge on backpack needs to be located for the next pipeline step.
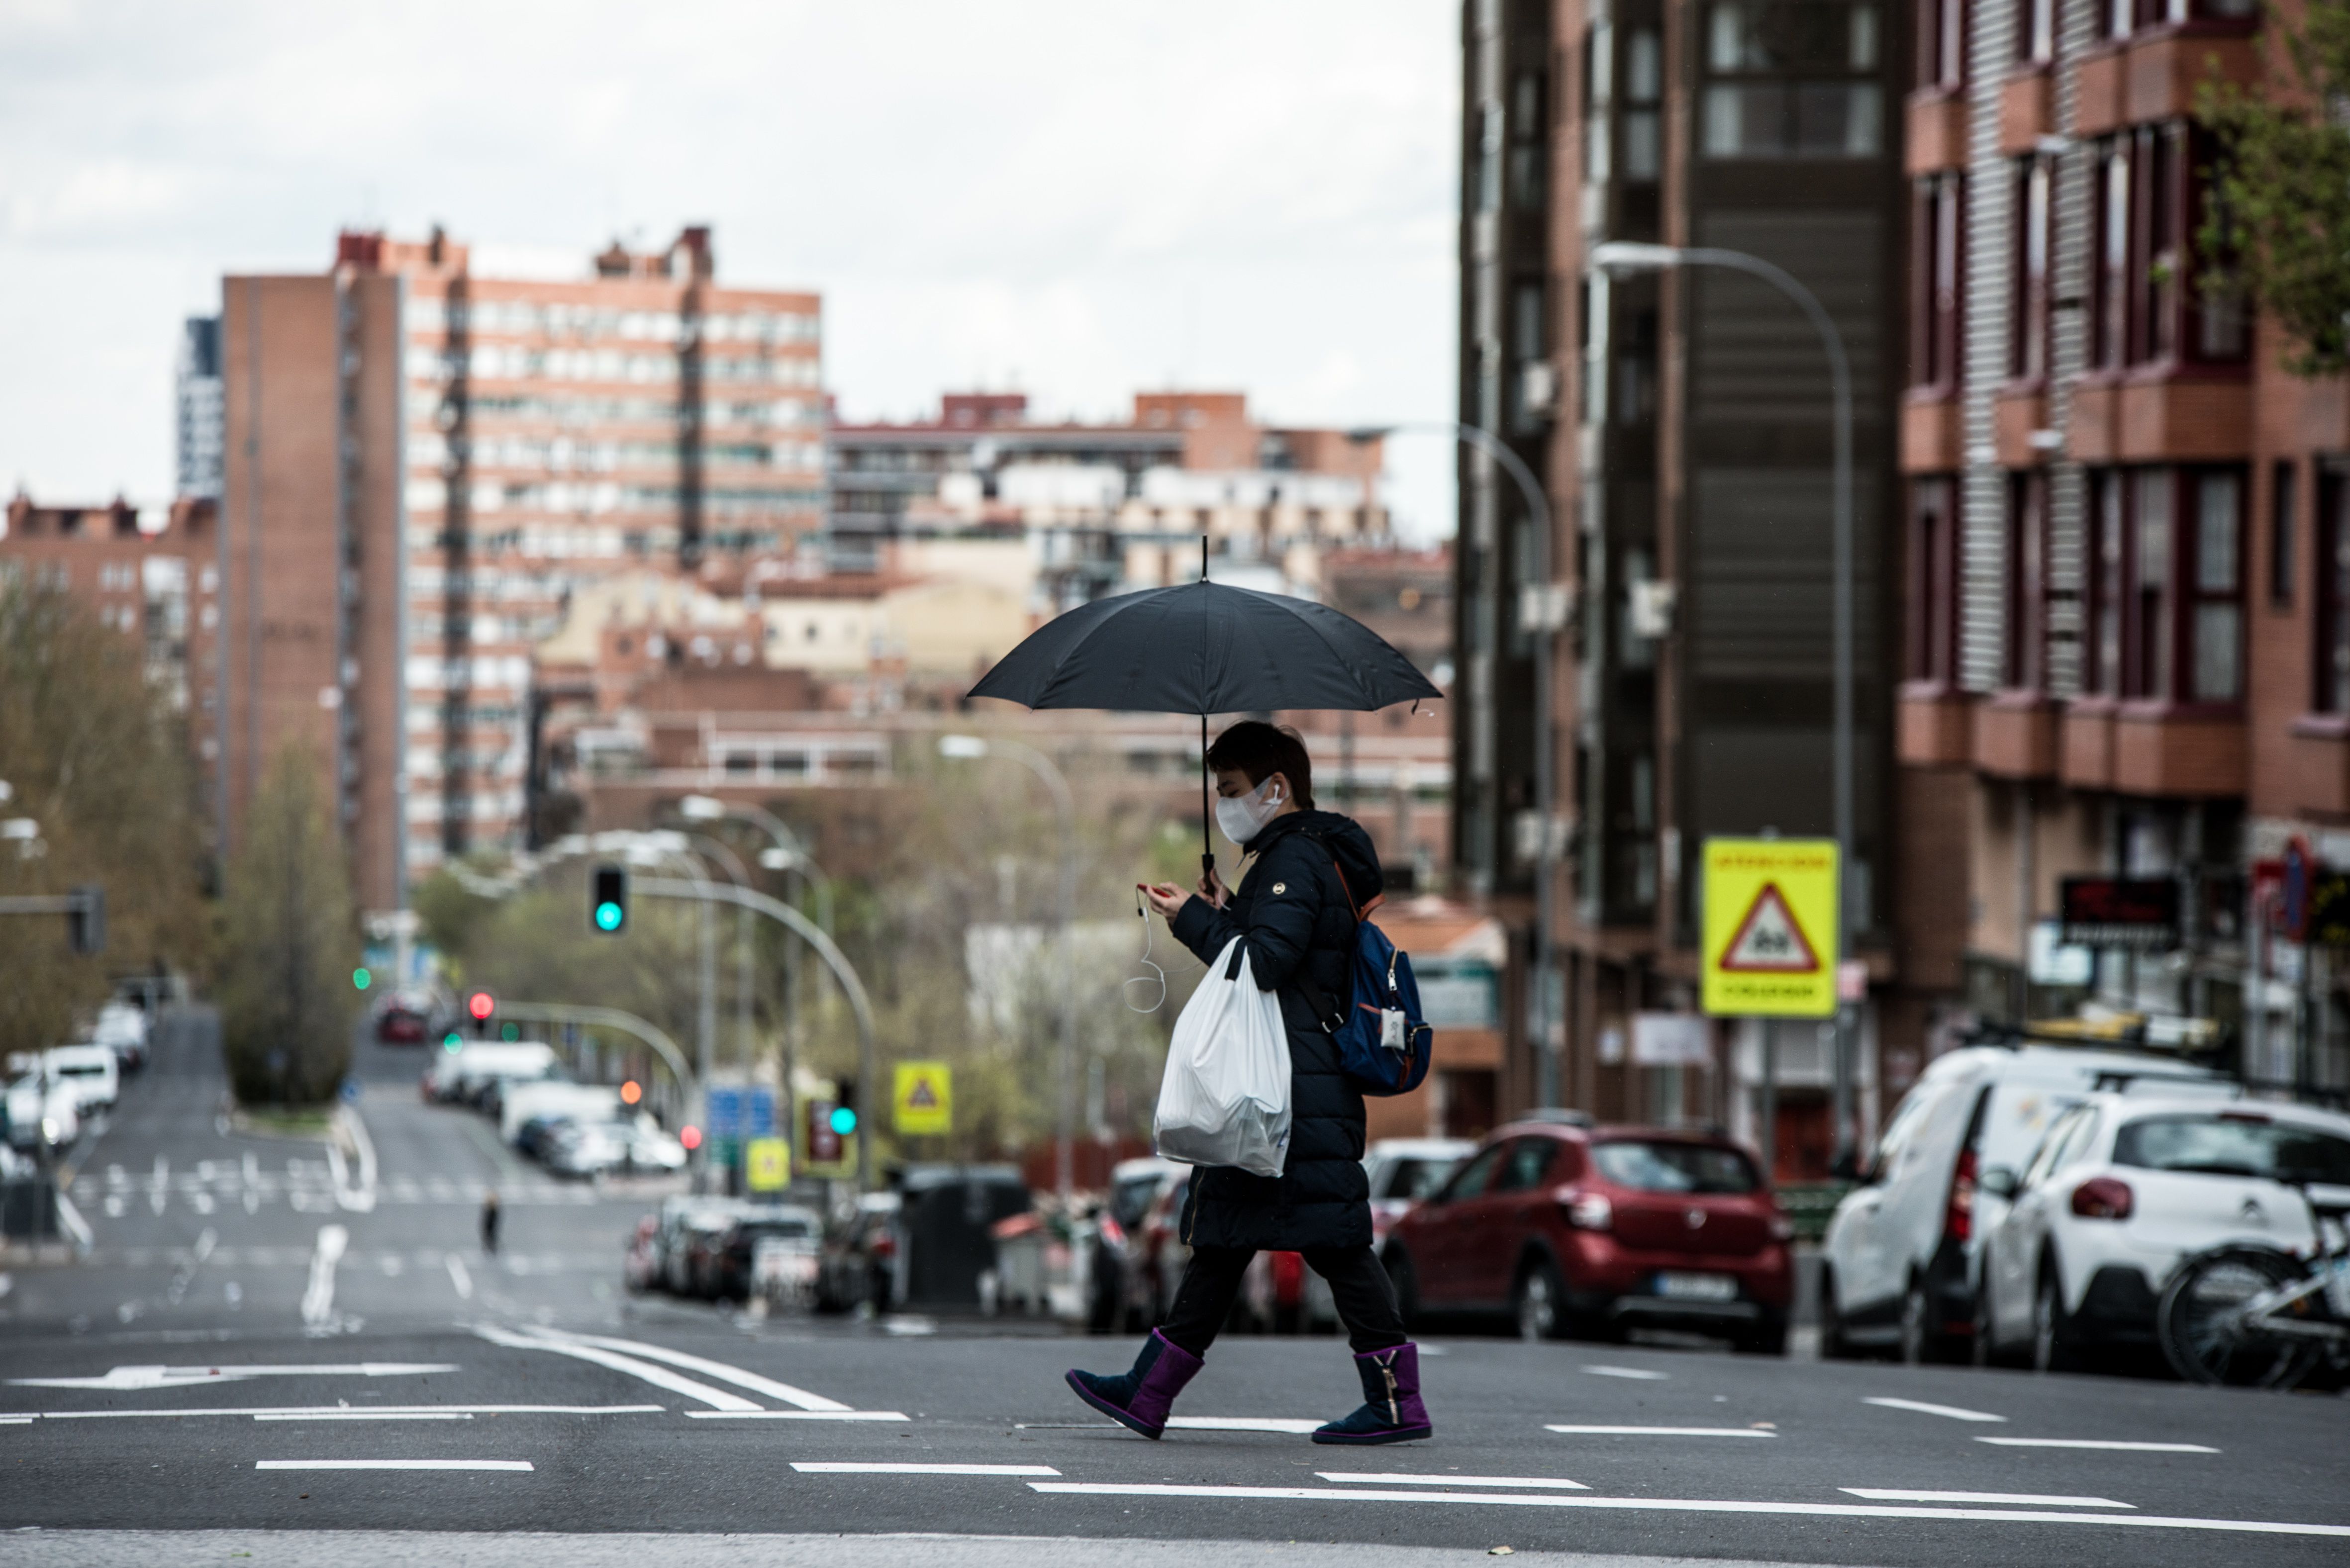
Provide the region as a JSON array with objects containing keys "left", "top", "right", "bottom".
[{"left": 1152, "top": 937, "right": 1292, "bottom": 1178}]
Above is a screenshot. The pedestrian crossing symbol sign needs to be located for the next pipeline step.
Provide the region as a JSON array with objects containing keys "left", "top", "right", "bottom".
[
  {"left": 892, "top": 1062, "right": 953, "bottom": 1136},
  {"left": 1701, "top": 837, "right": 1839, "bottom": 1018},
  {"left": 746, "top": 1136, "right": 789, "bottom": 1192}
]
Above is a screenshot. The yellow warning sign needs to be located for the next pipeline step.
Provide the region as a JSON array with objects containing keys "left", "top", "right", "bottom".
[
  {"left": 1701, "top": 838, "right": 1839, "bottom": 1018},
  {"left": 892, "top": 1061, "right": 953, "bottom": 1136},
  {"left": 745, "top": 1136, "right": 790, "bottom": 1192}
]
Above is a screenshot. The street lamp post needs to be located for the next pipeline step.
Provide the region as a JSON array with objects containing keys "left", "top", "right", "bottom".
[
  {"left": 1349, "top": 421, "right": 1563, "bottom": 1109},
  {"left": 941, "top": 733, "right": 1078, "bottom": 1202},
  {"left": 1589, "top": 240, "right": 1860, "bottom": 1167}
]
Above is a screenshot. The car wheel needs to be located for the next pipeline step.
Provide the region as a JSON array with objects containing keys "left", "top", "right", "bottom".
[
  {"left": 1898, "top": 1276, "right": 1945, "bottom": 1365},
  {"left": 1514, "top": 1257, "right": 1567, "bottom": 1343},
  {"left": 1818, "top": 1266, "right": 1859, "bottom": 1361},
  {"left": 2033, "top": 1266, "right": 2079, "bottom": 1375},
  {"left": 1384, "top": 1246, "right": 1421, "bottom": 1331}
]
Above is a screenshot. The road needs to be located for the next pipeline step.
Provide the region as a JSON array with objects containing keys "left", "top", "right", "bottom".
[{"left": 0, "top": 1012, "right": 2343, "bottom": 1568}]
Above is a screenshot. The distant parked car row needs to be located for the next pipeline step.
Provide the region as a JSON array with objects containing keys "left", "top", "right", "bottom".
[
  {"left": 6, "top": 997, "right": 150, "bottom": 1156},
  {"left": 422, "top": 1041, "right": 685, "bottom": 1182},
  {"left": 626, "top": 1195, "right": 824, "bottom": 1303}
]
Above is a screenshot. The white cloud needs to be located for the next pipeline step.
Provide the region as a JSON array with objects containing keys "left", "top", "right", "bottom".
[{"left": 0, "top": 0, "right": 1460, "bottom": 540}]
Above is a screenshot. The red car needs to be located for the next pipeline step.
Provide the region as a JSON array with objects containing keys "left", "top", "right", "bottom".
[{"left": 1383, "top": 1114, "right": 1794, "bottom": 1354}]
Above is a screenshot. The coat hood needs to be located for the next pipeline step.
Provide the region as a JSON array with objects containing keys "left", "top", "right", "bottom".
[{"left": 1257, "top": 809, "right": 1384, "bottom": 912}]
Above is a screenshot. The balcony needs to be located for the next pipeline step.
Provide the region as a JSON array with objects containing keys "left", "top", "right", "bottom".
[
  {"left": 2287, "top": 715, "right": 2350, "bottom": 817},
  {"left": 1999, "top": 67, "right": 2052, "bottom": 155},
  {"left": 2061, "top": 698, "right": 2117, "bottom": 789},
  {"left": 2069, "top": 369, "right": 2252, "bottom": 464},
  {"left": 1975, "top": 691, "right": 2059, "bottom": 779},
  {"left": 1899, "top": 681, "right": 1973, "bottom": 766},
  {"left": 1994, "top": 382, "right": 2051, "bottom": 467},
  {"left": 2075, "top": 23, "right": 2259, "bottom": 138},
  {"left": 1905, "top": 89, "right": 1968, "bottom": 176},
  {"left": 2112, "top": 702, "right": 2247, "bottom": 797},
  {"left": 1901, "top": 389, "right": 1962, "bottom": 474}
]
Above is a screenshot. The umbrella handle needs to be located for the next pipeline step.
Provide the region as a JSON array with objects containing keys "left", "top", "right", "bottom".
[{"left": 1200, "top": 710, "right": 1216, "bottom": 879}]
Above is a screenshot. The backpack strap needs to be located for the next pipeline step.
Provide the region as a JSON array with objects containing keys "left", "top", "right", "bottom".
[{"left": 1284, "top": 827, "right": 1359, "bottom": 1035}]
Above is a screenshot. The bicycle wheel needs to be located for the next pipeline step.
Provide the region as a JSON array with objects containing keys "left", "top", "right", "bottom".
[{"left": 2156, "top": 1247, "right": 2322, "bottom": 1390}]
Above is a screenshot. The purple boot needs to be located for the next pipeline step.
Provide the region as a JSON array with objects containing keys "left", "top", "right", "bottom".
[
  {"left": 1311, "top": 1342, "right": 1433, "bottom": 1445},
  {"left": 1065, "top": 1328, "right": 1203, "bottom": 1440}
]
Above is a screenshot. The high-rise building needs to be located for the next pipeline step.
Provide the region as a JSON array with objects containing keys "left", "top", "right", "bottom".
[
  {"left": 215, "top": 225, "right": 824, "bottom": 908},
  {"left": 1896, "top": 0, "right": 2347, "bottom": 1098},
  {"left": 175, "top": 317, "right": 225, "bottom": 500},
  {"left": 1458, "top": 0, "right": 1911, "bottom": 1169}
]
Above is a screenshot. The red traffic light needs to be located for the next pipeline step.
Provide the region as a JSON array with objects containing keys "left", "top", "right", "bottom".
[
  {"left": 679, "top": 1125, "right": 702, "bottom": 1152},
  {"left": 466, "top": 991, "right": 495, "bottom": 1021}
]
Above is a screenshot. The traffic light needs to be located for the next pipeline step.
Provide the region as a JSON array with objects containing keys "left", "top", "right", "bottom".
[
  {"left": 353, "top": 967, "right": 372, "bottom": 992},
  {"left": 467, "top": 990, "right": 495, "bottom": 1038},
  {"left": 66, "top": 885, "right": 104, "bottom": 955},
  {"left": 804, "top": 1097, "right": 843, "bottom": 1165},
  {"left": 591, "top": 864, "right": 627, "bottom": 934}
]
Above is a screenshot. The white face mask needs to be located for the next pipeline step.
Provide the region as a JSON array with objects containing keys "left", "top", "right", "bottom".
[{"left": 1215, "top": 776, "right": 1285, "bottom": 848}]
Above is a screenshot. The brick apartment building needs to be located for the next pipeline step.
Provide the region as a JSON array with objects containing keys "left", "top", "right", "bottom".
[
  {"left": 1897, "top": 0, "right": 2349, "bottom": 1097},
  {"left": 210, "top": 225, "right": 824, "bottom": 909},
  {"left": 1460, "top": 0, "right": 1914, "bottom": 1172}
]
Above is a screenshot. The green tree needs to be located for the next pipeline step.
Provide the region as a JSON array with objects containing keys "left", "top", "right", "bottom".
[
  {"left": 0, "top": 580, "right": 207, "bottom": 1060},
  {"left": 2199, "top": 0, "right": 2350, "bottom": 374},
  {"left": 216, "top": 745, "right": 357, "bottom": 1104}
]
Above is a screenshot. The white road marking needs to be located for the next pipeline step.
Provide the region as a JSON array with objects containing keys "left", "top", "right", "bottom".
[
  {"left": 1165, "top": 1417, "right": 1326, "bottom": 1434},
  {"left": 1319, "top": 1473, "right": 1588, "bottom": 1490},
  {"left": 1581, "top": 1366, "right": 1668, "bottom": 1381},
  {"left": 1843, "top": 1489, "right": 2132, "bottom": 1508},
  {"left": 446, "top": 1255, "right": 474, "bottom": 1300},
  {"left": 791, "top": 1463, "right": 1060, "bottom": 1476},
  {"left": 1863, "top": 1396, "right": 2007, "bottom": 1423},
  {"left": 684, "top": 1411, "right": 910, "bottom": 1421},
  {"left": 9, "top": 1362, "right": 455, "bottom": 1391},
  {"left": 1546, "top": 1425, "right": 1776, "bottom": 1438},
  {"left": 150, "top": 1156, "right": 167, "bottom": 1216},
  {"left": 517, "top": 1327, "right": 849, "bottom": 1412},
  {"left": 12, "top": 1405, "right": 659, "bottom": 1420},
  {"left": 256, "top": 1460, "right": 532, "bottom": 1472},
  {"left": 0, "top": 1417, "right": 30, "bottom": 1425},
  {"left": 1977, "top": 1438, "right": 2219, "bottom": 1453},
  {"left": 473, "top": 1325, "right": 758, "bottom": 1411},
  {"left": 1025, "top": 1483, "right": 2350, "bottom": 1538},
  {"left": 332, "top": 1105, "right": 377, "bottom": 1212},
  {"left": 299, "top": 1225, "right": 347, "bottom": 1329},
  {"left": 254, "top": 1411, "right": 475, "bottom": 1421}
]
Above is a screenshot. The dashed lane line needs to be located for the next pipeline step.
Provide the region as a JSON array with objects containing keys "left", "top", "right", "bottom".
[
  {"left": 255, "top": 1412, "right": 474, "bottom": 1421},
  {"left": 3, "top": 1405, "right": 662, "bottom": 1421},
  {"left": 1581, "top": 1366, "right": 1668, "bottom": 1381},
  {"left": 1843, "top": 1489, "right": 2133, "bottom": 1508},
  {"left": 298, "top": 1225, "right": 348, "bottom": 1330},
  {"left": 685, "top": 1411, "right": 910, "bottom": 1421},
  {"left": 1316, "top": 1473, "right": 1588, "bottom": 1491},
  {"left": 1863, "top": 1396, "right": 2006, "bottom": 1423},
  {"left": 472, "top": 1325, "right": 758, "bottom": 1411},
  {"left": 1165, "top": 1417, "right": 1325, "bottom": 1435},
  {"left": 1545, "top": 1425, "right": 1776, "bottom": 1438},
  {"left": 517, "top": 1327, "right": 851, "bottom": 1412},
  {"left": 446, "top": 1256, "right": 474, "bottom": 1301},
  {"left": 1976, "top": 1438, "right": 2219, "bottom": 1453},
  {"left": 791, "top": 1464, "right": 1061, "bottom": 1476},
  {"left": 257, "top": 1460, "right": 532, "bottom": 1472},
  {"left": 9, "top": 1363, "right": 456, "bottom": 1391},
  {"left": 1023, "top": 1483, "right": 2350, "bottom": 1539}
]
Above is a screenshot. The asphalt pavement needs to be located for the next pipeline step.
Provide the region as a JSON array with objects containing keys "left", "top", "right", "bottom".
[{"left": 0, "top": 1011, "right": 2344, "bottom": 1568}]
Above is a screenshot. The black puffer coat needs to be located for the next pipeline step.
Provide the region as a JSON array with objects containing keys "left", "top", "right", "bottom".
[{"left": 1168, "top": 808, "right": 1382, "bottom": 1252}]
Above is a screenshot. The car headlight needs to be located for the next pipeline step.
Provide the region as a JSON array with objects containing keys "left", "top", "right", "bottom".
[{"left": 41, "top": 1117, "right": 59, "bottom": 1141}]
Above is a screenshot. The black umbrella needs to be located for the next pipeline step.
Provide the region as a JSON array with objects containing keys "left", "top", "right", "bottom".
[{"left": 967, "top": 542, "right": 1442, "bottom": 875}]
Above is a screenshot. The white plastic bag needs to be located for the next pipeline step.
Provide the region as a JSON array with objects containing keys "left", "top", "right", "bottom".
[{"left": 1153, "top": 937, "right": 1292, "bottom": 1177}]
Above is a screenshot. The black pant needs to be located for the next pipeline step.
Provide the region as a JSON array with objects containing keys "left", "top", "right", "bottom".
[{"left": 1160, "top": 1244, "right": 1406, "bottom": 1357}]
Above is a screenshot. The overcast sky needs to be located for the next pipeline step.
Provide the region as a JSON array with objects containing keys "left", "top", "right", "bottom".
[{"left": 0, "top": 0, "right": 1462, "bottom": 540}]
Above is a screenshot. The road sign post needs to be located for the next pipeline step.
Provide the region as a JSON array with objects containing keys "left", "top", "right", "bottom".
[
  {"left": 892, "top": 1062, "right": 952, "bottom": 1137},
  {"left": 1702, "top": 839, "right": 1840, "bottom": 1019}
]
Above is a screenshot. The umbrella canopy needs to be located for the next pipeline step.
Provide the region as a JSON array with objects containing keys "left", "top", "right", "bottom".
[
  {"left": 966, "top": 575, "right": 1441, "bottom": 874},
  {"left": 967, "top": 578, "right": 1440, "bottom": 715}
]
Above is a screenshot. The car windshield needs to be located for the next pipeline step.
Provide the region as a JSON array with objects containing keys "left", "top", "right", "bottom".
[
  {"left": 742, "top": 1218, "right": 814, "bottom": 1241},
  {"left": 2112, "top": 1115, "right": 2350, "bottom": 1185},
  {"left": 1591, "top": 1140, "right": 1759, "bottom": 1195},
  {"left": 1379, "top": 1156, "right": 1460, "bottom": 1201}
]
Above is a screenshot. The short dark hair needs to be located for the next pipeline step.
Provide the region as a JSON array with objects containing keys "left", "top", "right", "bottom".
[{"left": 1206, "top": 721, "right": 1315, "bottom": 808}]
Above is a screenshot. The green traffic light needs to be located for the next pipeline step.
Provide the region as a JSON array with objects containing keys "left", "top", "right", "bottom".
[
  {"left": 353, "top": 967, "right": 371, "bottom": 991},
  {"left": 829, "top": 1106, "right": 857, "bottom": 1136},
  {"left": 594, "top": 901, "right": 623, "bottom": 931},
  {"left": 500, "top": 1022, "right": 519, "bottom": 1042},
  {"left": 443, "top": 1033, "right": 463, "bottom": 1051}
]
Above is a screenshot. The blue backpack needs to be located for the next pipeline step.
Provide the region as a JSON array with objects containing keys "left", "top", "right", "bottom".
[{"left": 1289, "top": 835, "right": 1434, "bottom": 1098}]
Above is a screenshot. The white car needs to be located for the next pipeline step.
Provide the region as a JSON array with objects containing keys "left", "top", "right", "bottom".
[
  {"left": 92, "top": 1003, "right": 149, "bottom": 1072},
  {"left": 4, "top": 1071, "right": 80, "bottom": 1152},
  {"left": 1364, "top": 1136, "right": 1476, "bottom": 1253},
  {"left": 1819, "top": 1043, "right": 2220, "bottom": 1362},
  {"left": 43, "top": 1044, "right": 119, "bottom": 1115},
  {"left": 1978, "top": 1094, "right": 2350, "bottom": 1370}
]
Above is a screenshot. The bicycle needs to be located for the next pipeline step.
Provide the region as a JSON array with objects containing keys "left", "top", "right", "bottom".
[{"left": 2156, "top": 1181, "right": 2350, "bottom": 1391}]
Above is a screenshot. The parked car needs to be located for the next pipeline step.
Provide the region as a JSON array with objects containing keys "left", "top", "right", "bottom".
[
  {"left": 1817, "top": 1042, "right": 2221, "bottom": 1363},
  {"left": 375, "top": 997, "right": 430, "bottom": 1044},
  {"left": 544, "top": 1118, "right": 685, "bottom": 1181},
  {"left": 1365, "top": 1137, "right": 1476, "bottom": 1254},
  {"left": 1086, "top": 1157, "right": 1187, "bottom": 1331},
  {"left": 622, "top": 1214, "right": 660, "bottom": 1292},
  {"left": 4, "top": 1069, "right": 79, "bottom": 1153},
  {"left": 816, "top": 1192, "right": 903, "bottom": 1313},
  {"left": 91, "top": 1003, "right": 149, "bottom": 1073},
  {"left": 1977, "top": 1093, "right": 2350, "bottom": 1370},
  {"left": 695, "top": 1205, "right": 824, "bottom": 1301},
  {"left": 1384, "top": 1114, "right": 1794, "bottom": 1353},
  {"left": 422, "top": 1042, "right": 558, "bottom": 1105},
  {"left": 660, "top": 1200, "right": 743, "bottom": 1294},
  {"left": 42, "top": 1044, "right": 119, "bottom": 1116}
]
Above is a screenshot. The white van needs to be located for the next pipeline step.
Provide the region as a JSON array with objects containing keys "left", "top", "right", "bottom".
[
  {"left": 499, "top": 1081, "right": 621, "bottom": 1145},
  {"left": 43, "top": 1044, "right": 119, "bottom": 1115},
  {"left": 5, "top": 1069, "right": 80, "bottom": 1151},
  {"left": 422, "top": 1042, "right": 559, "bottom": 1106},
  {"left": 1818, "top": 1042, "right": 2220, "bottom": 1362}
]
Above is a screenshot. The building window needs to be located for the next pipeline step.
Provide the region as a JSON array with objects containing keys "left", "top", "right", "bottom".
[
  {"left": 2091, "top": 125, "right": 2248, "bottom": 371},
  {"left": 1509, "top": 70, "right": 1550, "bottom": 209},
  {"left": 2271, "top": 458, "right": 2298, "bottom": 608},
  {"left": 2110, "top": 0, "right": 2255, "bottom": 41},
  {"left": 2320, "top": 467, "right": 2350, "bottom": 711},
  {"left": 2004, "top": 472, "right": 2047, "bottom": 689},
  {"left": 2011, "top": 156, "right": 2053, "bottom": 381},
  {"left": 1908, "top": 477, "right": 1960, "bottom": 683},
  {"left": 1623, "top": 26, "right": 1663, "bottom": 180},
  {"left": 2018, "top": 0, "right": 2053, "bottom": 61},
  {"left": 1913, "top": 173, "right": 1963, "bottom": 389},
  {"left": 1702, "top": 1, "right": 1884, "bottom": 160},
  {"left": 2095, "top": 466, "right": 2247, "bottom": 703},
  {"left": 1918, "top": 0, "right": 1964, "bottom": 89},
  {"left": 2191, "top": 470, "right": 2243, "bottom": 701},
  {"left": 2086, "top": 471, "right": 2122, "bottom": 694}
]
